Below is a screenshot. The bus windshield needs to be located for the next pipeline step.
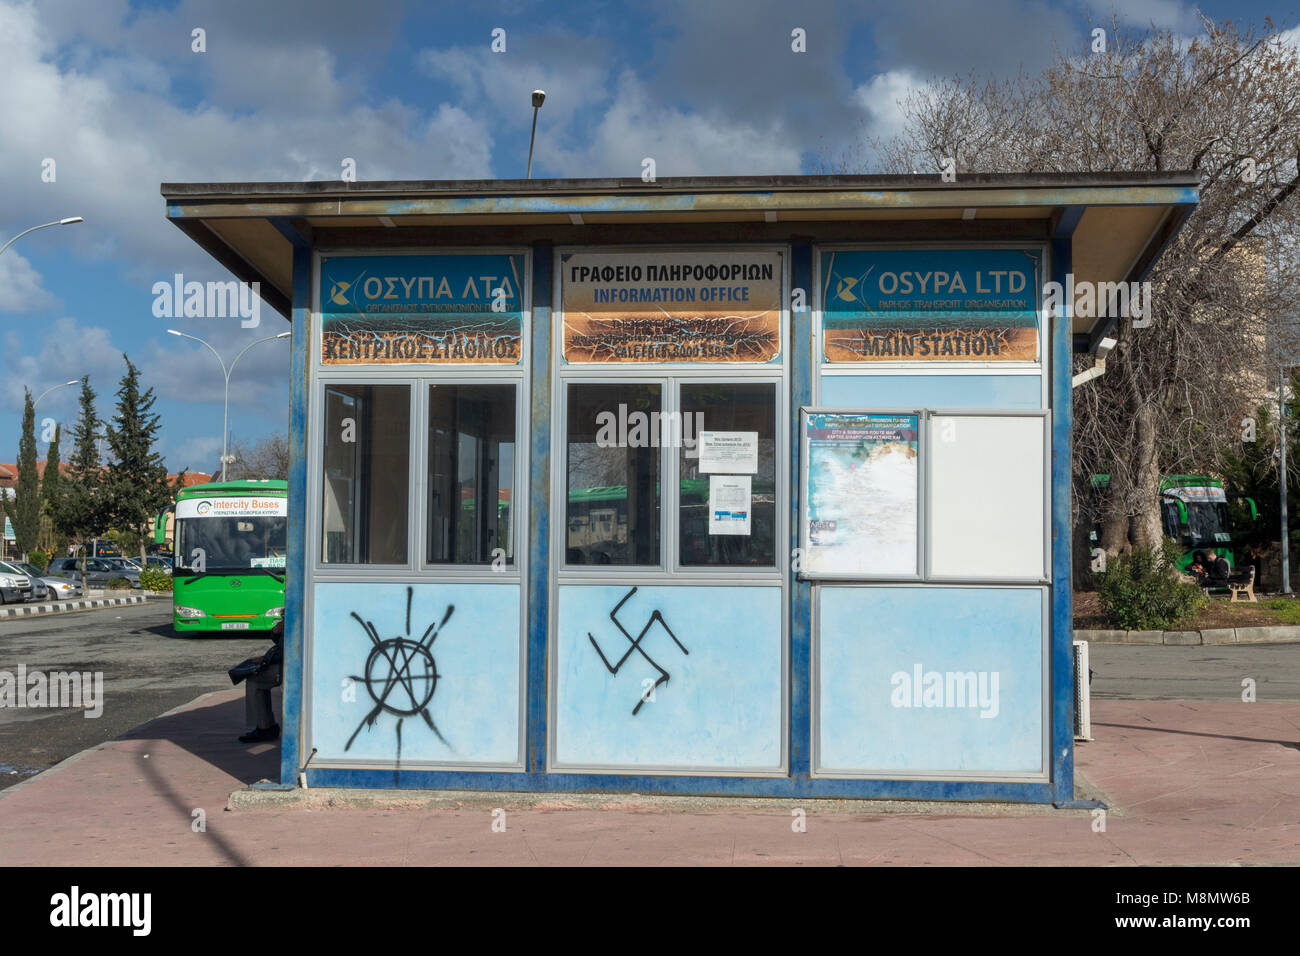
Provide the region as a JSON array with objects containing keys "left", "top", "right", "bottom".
[
  {"left": 177, "top": 515, "right": 287, "bottom": 571},
  {"left": 1185, "top": 501, "right": 1230, "bottom": 545}
]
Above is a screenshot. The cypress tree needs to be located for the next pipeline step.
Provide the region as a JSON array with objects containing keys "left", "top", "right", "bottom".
[
  {"left": 42, "top": 424, "right": 63, "bottom": 556},
  {"left": 12, "top": 389, "right": 40, "bottom": 560},
  {"left": 49, "top": 377, "right": 109, "bottom": 591}
]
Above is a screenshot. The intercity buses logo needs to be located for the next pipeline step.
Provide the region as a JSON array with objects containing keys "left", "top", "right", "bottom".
[{"left": 196, "top": 501, "right": 212, "bottom": 515}]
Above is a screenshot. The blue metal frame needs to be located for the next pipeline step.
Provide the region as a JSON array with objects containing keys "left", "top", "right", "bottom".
[
  {"left": 292, "top": 236, "right": 1061, "bottom": 803},
  {"left": 526, "top": 243, "right": 553, "bottom": 772},
  {"left": 789, "top": 242, "right": 813, "bottom": 784},
  {"left": 1049, "top": 232, "right": 1076, "bottom": 805},
  {"left": 278, "top": 240, "right": 312, "bottom": 788}
]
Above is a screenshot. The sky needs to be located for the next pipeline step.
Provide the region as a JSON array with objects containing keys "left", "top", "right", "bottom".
[{"left": 1, "top": 0, "right": 1296, "bottom": 473}]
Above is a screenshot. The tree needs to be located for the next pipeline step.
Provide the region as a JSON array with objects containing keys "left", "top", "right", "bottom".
[
  {"left": 42, "top": 422, "right": 62, "bottom": 523},
  {"left": 11, "top": 389, "right": 40, "bottom": 560},
  {"left": 104, "top": 356, "right": 182, "bottom": 564},
  {"left": 215, "top": 433, "right": 290, "bottom": 481},
  {"left": 49, "top": 377, "right": 110, "bottom": 593},
  {"left": 866, "top": 18, "right": 1300, "bottom": 563}
]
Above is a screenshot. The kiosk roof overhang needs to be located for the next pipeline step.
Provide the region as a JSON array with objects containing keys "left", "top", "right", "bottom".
[{"left": 161, "top": 171, "right": 1199, "bottom": 342}]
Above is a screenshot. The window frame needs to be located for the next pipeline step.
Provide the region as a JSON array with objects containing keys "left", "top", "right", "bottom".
[
  {"left": 308, "top": 246, "right": 532, "bottom": 584},
  {"left": 554, "top": 372, "right": 787, "bottom": 584}
]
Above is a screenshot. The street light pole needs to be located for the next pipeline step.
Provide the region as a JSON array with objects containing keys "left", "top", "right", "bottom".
[
  {"left": 526, "top": 90, "right": 546, "bottom": 178},
  {"left": 0, "top": 217, "right": 83, "bottom": 259},
  {"left": 1281, "top": 365, "right": 1291, "bottom": 594},
  {"left": 167, "top": 329, "right": 291, "bottom": 481},
  {"left": 33, "top": 380, "right": 79, "bottom": 408}
]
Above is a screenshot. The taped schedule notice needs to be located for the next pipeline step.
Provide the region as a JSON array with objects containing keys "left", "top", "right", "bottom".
[
  {"left": 709, "top": 475, "right": 752, "bottom": 535},
  {"left": 698, "top": 431, "right": 758, "bottom": 474}
]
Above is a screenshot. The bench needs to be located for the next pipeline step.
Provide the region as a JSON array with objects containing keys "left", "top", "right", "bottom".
[{"left": 1201, "top": 565, "right": 1256, "bottom": 603}]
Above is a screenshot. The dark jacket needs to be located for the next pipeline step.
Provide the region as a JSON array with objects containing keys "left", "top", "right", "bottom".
[
  {"left": 1205, "top": 556, "right": 1231, "bottom": 584},
  {"left": 262, "top": 621, "right": 285, "bottom": 667}
]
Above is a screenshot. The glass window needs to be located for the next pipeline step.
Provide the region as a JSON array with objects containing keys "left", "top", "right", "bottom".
[
  {"left": 321, "top": 384, "right": 410, "bottom": 564},
  {"left": 426, "top": 384, "right": 517, "bottom": 564},
  {"left": 566, "top": 383, "right": 661, "bottom": 565},
  {"left": 179, "top": 516, "right": 287, "bottom": 571},
  {"left": 679, "top": 382, "right": 777, "bottom": 567}
]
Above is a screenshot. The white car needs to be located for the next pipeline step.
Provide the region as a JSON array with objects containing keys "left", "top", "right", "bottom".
[
  {"left": 0, "top": 562, "right": 35, "bottom": 604},
  {"left": 1, "top": 561, "right": 82, "bottom": 602}
]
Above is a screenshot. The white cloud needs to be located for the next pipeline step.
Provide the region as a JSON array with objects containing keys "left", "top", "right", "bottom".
[
  {"left": 0, "top": 250, "right": 57, "bottom": 313},
  {"left": 550, "top": 71, "right": 802, "bottom": 177},
  {"left": 0, "top": 0, "right": 495, "bottom": 298},
  {"left": 1083, "top": 0, "right": 1197, "bottom": 31},
  {"left": 854, "top": 70, "right": 928, "bottom": 145}
]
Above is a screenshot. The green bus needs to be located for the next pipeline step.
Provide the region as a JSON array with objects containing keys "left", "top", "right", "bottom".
[
  {"left": 171, "top": 480, "right": 287, "bottom": 634},
  {"left": 1090, "top": 474, "right": 1257, "bottom": 572}
]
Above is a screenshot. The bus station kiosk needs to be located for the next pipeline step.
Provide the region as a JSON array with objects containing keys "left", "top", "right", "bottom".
[{"left": 163, "top": 173, "right": 1197, "bottom": 802}]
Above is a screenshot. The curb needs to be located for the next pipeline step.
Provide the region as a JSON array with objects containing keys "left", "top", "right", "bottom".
[
  {"left": 0, "top": 594, "right": 151, "bottom": 618},
  {"left": 1077, "top": 626, "right": 1300, "bottom": 646}
]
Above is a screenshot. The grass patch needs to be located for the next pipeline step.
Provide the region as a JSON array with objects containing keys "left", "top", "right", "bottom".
[{"left": 1259, "top": 599, "right": 1300, "bottom": 625}]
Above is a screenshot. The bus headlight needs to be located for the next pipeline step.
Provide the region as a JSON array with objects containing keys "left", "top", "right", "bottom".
[
  {"left": 265, "top": 606, "right": 285, "bottom": 618},
  {"left": 175, "top": 606, "right": 206, "bottom": 618}
]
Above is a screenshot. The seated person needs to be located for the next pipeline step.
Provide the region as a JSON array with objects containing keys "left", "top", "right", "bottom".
[
  {"left": 1202, "top": 548, "right": 1231, "bottom": 587},
  {"left": 1186, "top": 551, "right": 1208, "bottom": 585},
  {"left": 239, "top": 621, "right": 283, "bottom": 743}
]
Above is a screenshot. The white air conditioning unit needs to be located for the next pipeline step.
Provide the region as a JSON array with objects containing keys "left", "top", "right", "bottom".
[{"left": 1073, "top": 639, "right": 1092, "bottom": 741}]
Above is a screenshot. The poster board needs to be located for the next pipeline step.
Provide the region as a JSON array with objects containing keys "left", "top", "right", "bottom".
[
  {"left": 927, "top": 413, "right": 1047, "bottom": 580},
  {"left": 799, "top": 410, "right": 921, "bottom": 578}
]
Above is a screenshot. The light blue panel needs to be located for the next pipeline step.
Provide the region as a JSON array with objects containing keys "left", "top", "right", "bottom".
[
  {"left": 555, "top": 585, "right": 783, "bottom": 770},
  {"left": 818, "top": 586, "right": 1043, "bottom": 774},
  {"left": 310, "top": 582, "right": 521, "bottom": 765},
  {"left": 820, "top": 374, "right": 1042, "bottom": 410}
]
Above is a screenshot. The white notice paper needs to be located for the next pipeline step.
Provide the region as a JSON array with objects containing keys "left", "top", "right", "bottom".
[
  {"left": 708, "top": 475, "right": 752, "bottom": 535},
  {"left": 698, "top": 431, "right": 759, "bottom": 474}
]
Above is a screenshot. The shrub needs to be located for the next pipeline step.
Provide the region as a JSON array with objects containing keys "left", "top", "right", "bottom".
[
  {"left": 139, "top": 568, "right": 173, "bottom": 592},
  {"left": 28, "top": 551, "right": 49, "bottom": 572},
  {"left": 106, "top": 576, "right": 133, "bottom": 590},
  {"left": 1096, "top": 542, "right": 1206, "bottom": 631}
]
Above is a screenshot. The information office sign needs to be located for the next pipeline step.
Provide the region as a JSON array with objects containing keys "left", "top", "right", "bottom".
[
  {"left": 821, "top": 248, "right": 1041, "bottom": 363},
  {"left": 560, "top": 250, "right": 783, "bottom": 363},
  {"left": 320, "top": 253, "right": 525, "bottom": 365}
]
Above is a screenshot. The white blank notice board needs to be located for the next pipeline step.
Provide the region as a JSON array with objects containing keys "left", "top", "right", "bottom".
[{"left": 928, "top": 414, "right": 1047, "bottom": 579}]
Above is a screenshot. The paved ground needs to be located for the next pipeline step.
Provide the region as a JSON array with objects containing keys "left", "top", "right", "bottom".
[
  {"left": 0, "top": 609, "right": 1296, "bottom": 865},
  {"left": 1089, "top": 642, "right": 1300, "bottom": 701},
  {"left": 0, "top": 602, "right": 266, "bottom": 788},
  {"left": 0, "top": 690, "right": 1294, "bottom": 865}
]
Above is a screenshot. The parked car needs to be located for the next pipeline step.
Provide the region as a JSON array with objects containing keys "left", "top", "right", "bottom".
[
  {"left": 0, "top": 563, "right": 34, "bottom": 604},
  {"left": 47, "top": 557, "right": 141, "bottom": 589},
  {"left": 7, "top": 561, "right": 83, "bottom": 601},
  {"left": 0, "top": 562, "right": 51, "bottom": 602}
]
